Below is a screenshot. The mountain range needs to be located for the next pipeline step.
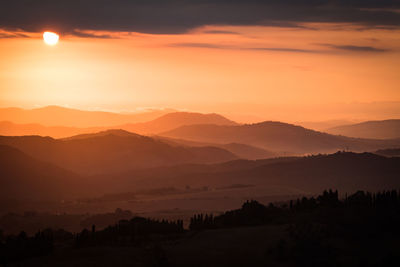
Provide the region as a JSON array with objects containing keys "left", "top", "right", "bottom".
[
  {"left": 101, "top": 151, "right": 400, "bottom": 195},
  {"left": 161, "top": 121, "right": 400, "bottom": 154},
  {"left": 0, "top": 130, "right": 237, "bottom": 175},
  {"left": 154, "top": 136, "right": 276, "bottom": 160},
  {"left": 0, "top": 106, "right": 175, "bottom": 127},
  {"left": 117, "top": 111, "right": 237, "bottom": 135},
  {"left": 2, "top": 141, "right": 399, "bottom": 203},
  {"left": 0, "top": 109, "right": 237, "bottom": 138},
  {"left": 1, "top": 105, "right": 400, "bottom": 206}
]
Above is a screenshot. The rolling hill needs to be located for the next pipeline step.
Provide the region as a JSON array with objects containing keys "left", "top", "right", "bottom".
[
  {"left": 1, "top": 143, "right": 399, "bottom": 207},
  {"left": 0, "top": 130, "right": 237, "bottom": 175},
  {"left": 102, "top": 152, "right": 400, "bottom": 195},
  {"left": 0, "top": 121, "right": 103, "bottom": 139},
  {"left": 0, "top": 109, "right": 238, "bottom": 137},
  {"left": 296, "top": 119, "right": 357, "bottom": 131},
  {"left": 115, "top": 111, "right": 238, "bottom": 134},
  {"left": 326, "top": 119, "right": 400, "bottom": 139},
  {"left": 0, "top": 145, "right": 82, "bottom": 201},
  {"left": 154, "top": 136, "right": 276, "bottom": 160},
  {"left": 0, "top": 106, "right": 174, "bottom": 128},
  {"left": 161, "top": 121, "right": 400, "bottom": 154}
]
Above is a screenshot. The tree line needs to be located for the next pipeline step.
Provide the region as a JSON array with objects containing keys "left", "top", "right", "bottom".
[{"left": 2, "top": 189, "right": 400, "bottom": 265}]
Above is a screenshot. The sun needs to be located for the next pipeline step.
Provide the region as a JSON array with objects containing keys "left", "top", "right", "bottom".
[{"left": 43, "top": 31, "right": 59, "bottom": 45}]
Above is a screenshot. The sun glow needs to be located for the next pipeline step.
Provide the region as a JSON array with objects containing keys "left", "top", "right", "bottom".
[{"left": 43, "top": 31, "right": 59, "bottom": 45}]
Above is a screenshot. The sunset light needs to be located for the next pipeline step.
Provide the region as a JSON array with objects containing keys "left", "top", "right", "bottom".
[
  {"left": 43, "top": 31, "right": 59, "bottom": 45},
  {"left": 1, "top": 2, "right": 400, "bottom": 265}
]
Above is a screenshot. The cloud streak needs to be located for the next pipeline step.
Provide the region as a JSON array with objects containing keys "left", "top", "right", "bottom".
[
  {"left": 0, "top": 1, "right": 400, "bottom": 36},
  {"left": 203, "top": 30, "right": 240, "bottom": 35},
  {"left": 320, "top": 44, "right": 388, "bottom": 52},
  {"left": 0, "top": 32, "right": 29, "bottom": 39},
  {"left": 171, "top": 42, "right": 391, "bottom": 54},
  {"left": 250, "top": 47, "right": 318, "bottom": 53},
  {"left": 170, "top": 43, "right": 321, "bottom": 53}
]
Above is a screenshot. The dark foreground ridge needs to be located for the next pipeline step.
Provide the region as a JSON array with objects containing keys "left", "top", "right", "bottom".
[{"left": 1, "top": 189, "right": 400, "bottom": 266}]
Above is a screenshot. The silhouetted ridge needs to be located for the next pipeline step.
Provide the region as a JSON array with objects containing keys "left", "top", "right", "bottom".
[
  {"left": 189, "top": 188, "right": 400, "bottom": 230},
  {"left": 61, "top": 129, "right": 144, "bottom": 140},
  {"left": 3, "top": 189, "right": 400, "bottom": 266}
]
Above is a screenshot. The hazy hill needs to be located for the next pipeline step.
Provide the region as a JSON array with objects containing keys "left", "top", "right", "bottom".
[
  {"left": 0, "top": 109, "right": 237, "bottom": 137},
  {"left": 120, "top": 112, "right": 238, "bottom": 134},
  {"left": 60, "top": 129, "right": 141, "bottom": 141},
  {"left": 326, "top": 119, "right": 400, "bottom": 139},
  {"left": 68, "top": 132, "right": 275, "bottom": 160},
  {"left": 161, "top": 121, "right": 400, "bottom": 154},
  {"left": 0, "top": 106, "right": 174, "bottom": 127},
  {"left": 0, "top": 145, "right": 81, "bottom": 201},
  {"left": 155, "top": 136, "right": 276, "bottom": 160},
  {"left": 218, "top": 143, "right": 276, "bottom": 160},
  {"left": 0, "top": 121, "right": 103, "bottom": 139},
  {"left": 296, "top": 119, "right": 357, "bottom": 131},
  {"left": 107, "top": 152, "right": 400, "bottom": 195},
  {"left": 0, "top": 130, "right": 237, "bottom": 175}
]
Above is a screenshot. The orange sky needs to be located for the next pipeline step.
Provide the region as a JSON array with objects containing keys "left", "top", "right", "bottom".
[{"left": 1, "top": 24, "right": 399, "bottom": 122}]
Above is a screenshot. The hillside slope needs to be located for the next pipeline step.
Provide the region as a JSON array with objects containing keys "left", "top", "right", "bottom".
[
  {"left": 326, "top": 119, "right": 400, "bottom": 139},
  {"left": 104, "top": 152, "right": 400, "bottom": 195},
  {"left": 0, "top": 130, "right": 237, "bottom": 175},
  {"left": 161, "top": 121, "right": 400, "bottom": 154},
  {"left": 120, "top": 112, "right": 238, "bottom": 134},
  {"left": 0, "top": 106, "right": 173, "bottom": 127},
  {"left": 0, "top": 145, "right": 81, "bottom": 201}
]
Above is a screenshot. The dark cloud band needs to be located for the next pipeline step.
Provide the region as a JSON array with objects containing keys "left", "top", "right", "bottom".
[
  {"left": 319, "top": 43, "right": 388, "bottom": 52},
  {"left": 170, "top": 43, "right": 388, "bottom": 54},
  {"left": 1, "top": 0, "right": 400, "bottom": 35}
]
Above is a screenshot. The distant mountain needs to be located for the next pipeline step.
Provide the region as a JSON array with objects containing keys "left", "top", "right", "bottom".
[
  {"left": 106, "top": 152, "right": 400, "bottom": 195},
  {"left": 296, "top": 119, "right": 357, "bottom": 131},
  {"left": 0, "top": 130, "right": 237, "bottom": 175},
  {"left": 218, "top": 143, "right": 275, "bottom": 160},
  {"left": 326, "top": 119, "right": 400, "bottom": 139},
  {"left": 0, "top": 121, "right": 103, "bottom": 139},
  {"left": 0, "top": 145, "right": 81, "bottom": 201},
  {"left": 155, "top": 136, "right": 276, "bottom": 160},
  {"left": 161, "top": 121, "right": 400, "bottom": 154},
  {"left": 0, "top": 106, "right": 174, "bottom": 127},
  {"left": 0, "top": 109, "right": 237, "bottom": 137},
  {"left": 60, "top": 129, "right": 141, "bottom": 141},
  {"left": 120, "top": 112, "right": 238, "bottom": 134}
]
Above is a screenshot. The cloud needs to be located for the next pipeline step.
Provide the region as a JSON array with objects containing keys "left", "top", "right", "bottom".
[
  {"left": 170, "top": 43, "right": 228, "bottom": 49},
  {"left": 0, "top": 32, "right": 29, "bottom": 39},
  {"left": 171, "top": 42, "right": 391, "bottom": 54},
  {"left": 203, "top": 30, "right": 240, "bottom": 35},
  {"left": 170, "top": 42, "right": 321, "bottom": 53},
  {"left": 1, "top": 1, "right": 400, "bottom": 36},
  {"left": 69, "top": 30, "right": 114, "bottom": 39},
  {"left": 250, "top": 47, "right": 319, "bottom": 53},
  {"left": 320, "top": 44, "right": 388, "bottom": 52}
]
